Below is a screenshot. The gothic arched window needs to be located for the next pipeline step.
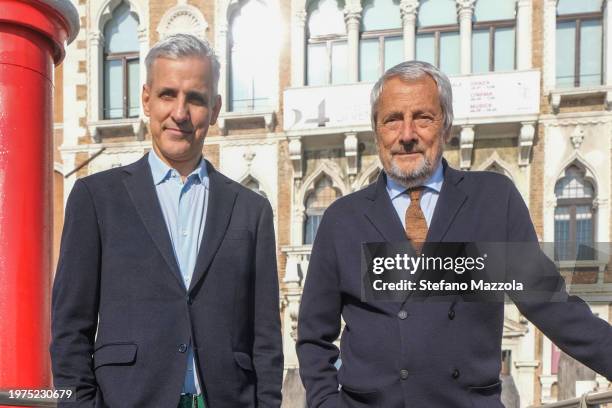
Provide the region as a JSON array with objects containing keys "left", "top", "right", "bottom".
[
  {"left": 554, "top": 165, "right": 596, "bottom": 260},
  {"left": 103, "top": 2, "right": 140, "bottom": 119},
  {"left": 304, "top": 176, "right": 341, "bottom": 244}
]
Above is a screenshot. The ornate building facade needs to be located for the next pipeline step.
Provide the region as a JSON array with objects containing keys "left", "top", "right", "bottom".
[{"left": 52, "top": 0, "right": 612, "bottom": 405}]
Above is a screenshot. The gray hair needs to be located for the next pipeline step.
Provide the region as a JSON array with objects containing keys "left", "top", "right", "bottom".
[
  {"left": 145, "top": 33, "right": 221, "bottom": 98},
  {"left": 370, "top": 60, "right": 454, "bottom": 135}
]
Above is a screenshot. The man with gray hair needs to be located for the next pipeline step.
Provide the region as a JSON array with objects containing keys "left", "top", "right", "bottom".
[
  {"left": 296, "top": 61, "right": 612, "bottom": 407},
  {"left": 51, "top": 33, "right": 283, "bottom": 408}
]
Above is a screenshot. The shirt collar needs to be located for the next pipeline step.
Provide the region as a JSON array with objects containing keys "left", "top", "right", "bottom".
[
  {"left": 147, "top": 149, "right": 208, "bottom": 185},
  {"left": 385, "top": 159, "right": 444, "bottom": 200}
]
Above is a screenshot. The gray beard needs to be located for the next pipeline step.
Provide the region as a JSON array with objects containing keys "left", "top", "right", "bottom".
[{"left": 385, "top": 153, "right": 441, "bottom": 189}]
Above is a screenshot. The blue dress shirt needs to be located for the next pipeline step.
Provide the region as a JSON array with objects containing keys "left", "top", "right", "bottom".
[
  {"left": 148, "top": 150, "right": 209, "bottom": 395},
  {"left": 386, "top": 161, "right": 444, "bottom": 229}
]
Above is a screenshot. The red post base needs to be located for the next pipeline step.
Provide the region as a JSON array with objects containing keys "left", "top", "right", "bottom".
[{"left": 0, "top": 0, "right": 77, "bottom": 401}]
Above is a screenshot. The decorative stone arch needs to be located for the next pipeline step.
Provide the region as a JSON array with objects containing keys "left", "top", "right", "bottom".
[
  {"left": 303, "top": 0, "right": 349, "bottom": 13},
  {"left": 89, "top": 0, "right": 148, "bottom": 126},
  {"left": 302, "top": 0, "right": 316, "bottom": 12},
  {"left": 238, "top": 172, "right": 278, "bottom": 225},
  {"left": 157, "top": 2, "right": 209, "bottom": 40},
  {"left": 215, "top": 0, "right": 281, "bottom": 116},
  {"left": 554, "top": 153, "right": 599, "bottom": 198},
  {"left": 291, "top": 161, "right": 348, "bottom": 244},
  {"left": 543, "top": 153, "right": 601, "bottom": 242},
  {"left": 353, "top": 159, "right": 382, "bottom": 189},
  {"left": 476, "top": 151, "right": 515, "bottom": 182},
  {"left": 238, "top": 172, "right": 271, "bottom": 201},
  {"left": 95, "top": 0, "right": 144, "bottom": 29},
  {"left": 548, "top": 154, "right": 600, "bottom": 256},
  {"left": 298, "top": 161, "right": 349, "bottom": 206},
  {"left": 226, "top": 0, "right": 249, "bottom": 19}
]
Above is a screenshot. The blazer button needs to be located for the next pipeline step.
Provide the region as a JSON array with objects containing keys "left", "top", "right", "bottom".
[
  {"left": 400, "top": 369, "right": 409, "bottom": 380},
  {"left": 448, "top": 310, "right": 455, "bottom": 320},
  {"left": 187, "top": 295, "right": 193, "bottom": 305},
  {"left": 178, "top": 344, "right": 187, "bottom": 353},
  {"left": 398, "top": 310, "right": 408, "bottom": 320},
  {"left": 452, "top": 369, "right": 460, "bottom": 379}
]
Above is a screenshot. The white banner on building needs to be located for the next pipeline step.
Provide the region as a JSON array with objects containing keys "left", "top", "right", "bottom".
[{"left": 283, "top": 70, "right": 541, "bottom": 132}]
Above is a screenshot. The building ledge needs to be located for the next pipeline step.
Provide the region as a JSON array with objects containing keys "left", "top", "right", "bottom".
[
  {"left": 88, "top": 117, "right": 147, "bottom": 143},
  {"left": 555, "top": 259, "right": 608, "bottom": 270},
  {"left": 217, "top": 110, "right": 276, "bottom": 135},
  {"left": 550, "top": 86, "right": 612, "bottom": 112}
]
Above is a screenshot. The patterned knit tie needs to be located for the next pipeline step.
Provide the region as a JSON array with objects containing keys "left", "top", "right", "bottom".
[{"left": 405, "top": 187, "right": 428, "bottom": 254}]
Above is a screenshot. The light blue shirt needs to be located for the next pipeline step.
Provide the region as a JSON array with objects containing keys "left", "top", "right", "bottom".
[
  {"left": 386, "top": 161, "right": 444, "bottom": 229},
  {"left": 148, "top": 149, "right": 209, "bottom": 395}
]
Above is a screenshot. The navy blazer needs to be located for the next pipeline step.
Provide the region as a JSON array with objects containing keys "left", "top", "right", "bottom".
[
  {"left": 296, "top": 160, "right": 612, "bottom": 408},
  {"left": 51, "top": 154, "right": 283, "bottom": 407}
]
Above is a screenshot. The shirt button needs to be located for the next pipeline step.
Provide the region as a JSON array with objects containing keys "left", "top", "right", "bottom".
[
  {"left": 182, "top": 230, "right": 188, "bottom": 237},
  {"left": 448, "top": 310, "right": 456, "bottom": 320},
  {"left": 178, "top": 344, "right": 187, "bottom": 353},
  {"left": 400, "top": 369, "right": 409, "bottom": 380},
  {"left": 452, "top": 369, "right": 460, "bottom": 379},
  {"left": 398, "top": 310, "right": 408, "bottom": 320}
]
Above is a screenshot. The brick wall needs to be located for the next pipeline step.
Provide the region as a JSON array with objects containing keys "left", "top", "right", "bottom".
[
  {"left": 277, "top": 139, "right": 292, "bottom": 283},
  {"left": 54, "top": 64, "right": 63, "bottom": 123},
  {"left": 203, "top": 143, "right": 219, "bottom": 168},
  {"left": 531, "top": 0, "right": 545, "bottom": 402}
]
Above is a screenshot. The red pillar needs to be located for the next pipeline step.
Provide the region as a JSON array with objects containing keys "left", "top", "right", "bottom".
[{"left": 0, "top": 0, "right": 78, "bottom": 397}]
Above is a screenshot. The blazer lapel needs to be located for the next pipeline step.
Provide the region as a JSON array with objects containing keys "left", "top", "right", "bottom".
[
  {"left": 188, "top": 162, "right": 238, "bottom": 292},
  {"left": 362, "top": 174, "right": 412, "bottom": 311},
  {"left": 122, "top": 155, "right": 184, "bottom": 290},
  {"left": 426, "top": 160, "right": 467, "bottom": 243},
  {"left": 363, "top": 173, "right": 408, "bottom": 244}
]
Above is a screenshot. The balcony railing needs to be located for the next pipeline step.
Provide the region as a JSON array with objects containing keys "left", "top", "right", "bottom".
[{"left": 530, "top": 390, "right": 612, "bottom": 408}]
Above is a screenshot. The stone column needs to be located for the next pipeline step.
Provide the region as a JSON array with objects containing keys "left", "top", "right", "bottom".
[
  {"left": 514, "top": 361, "right": 539, "bottom": 406},
  {"left": 460, "top": 125, "right": 474, "bottom": 169},
  {"left": 89, "top": 32, "right": 103, "bottom": 121},
  {"left": 400, "top": 0, "right": 419, "bottom": 61},
  {"left": 516, "top": 0, "right": 533, "bottom": 70},
  {"left": 344, "top": 132, "right": 358, "bottom": 186},
  {"left": 344, "top": 3, "right": 362, "bottom": 83},
  {"left": 217, "top": 21, "right": 229, "bottom": 114},
  {"left": 457, "top": 0, "right": 475, "bottom": 75},
  {"left": 542, "top": 0, "right": 557, "bottom": 93},
  {"left": 540, "top": 336, "right": 556, "bottom": 403},
  {"left": 292, "top": 10, "right": 307, "bottom": 86},
  {"left": 519, "top": 122, "right": 535, "bottom": 167},
  {"left": 137, "top": 27, "right": 148, "bottom": 118},
  {"left": 289, "top": 137, "right": 304, "bottom": 245}
]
